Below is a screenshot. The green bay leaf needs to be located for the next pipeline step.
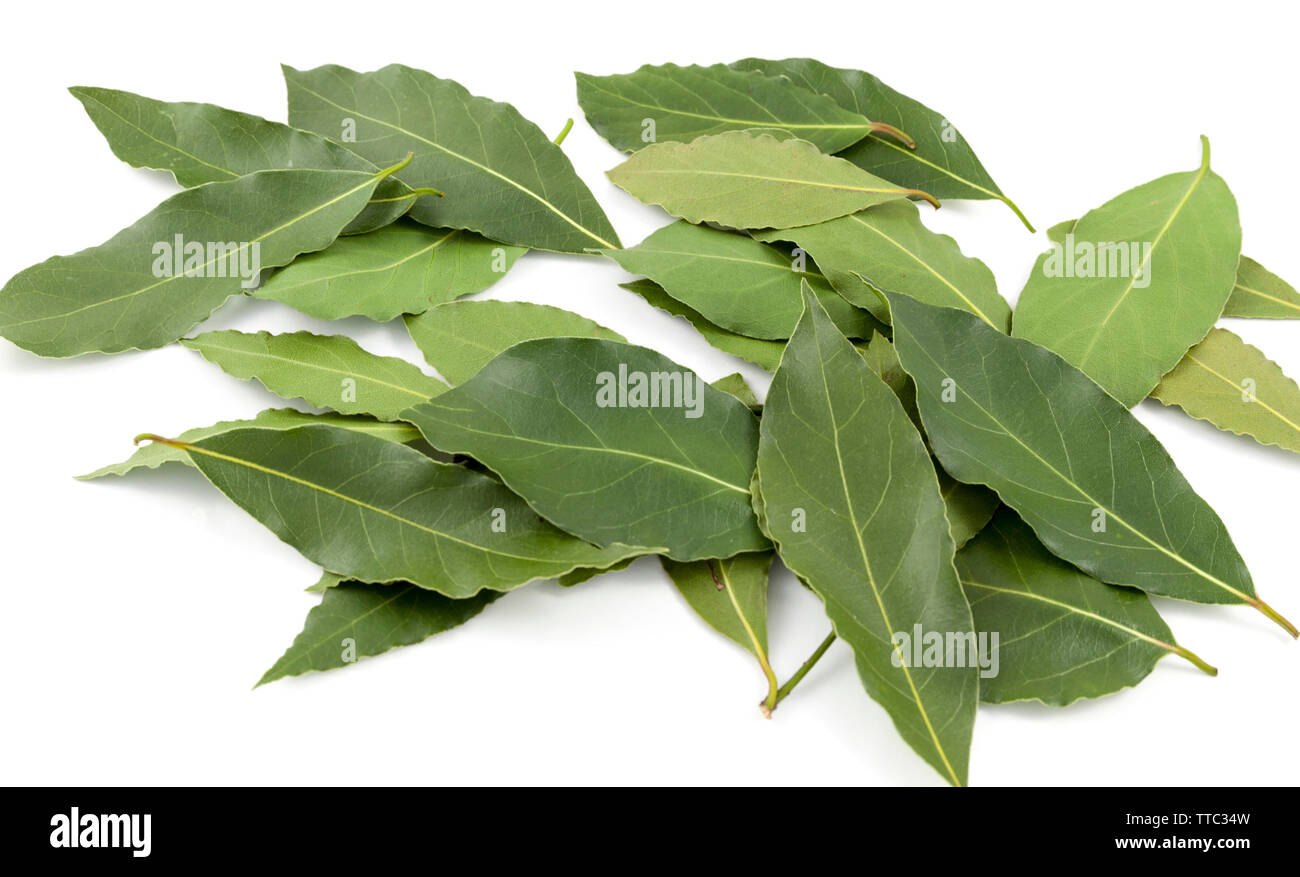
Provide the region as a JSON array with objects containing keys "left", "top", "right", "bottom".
[
  {"left": 78, "top": 408, "right": 420, "bottom": 480},
  {"left": 259, "top": 581, "right": 499, "bottom": 685},
  {"left": 404, "top": 337, "right": 768, "bottom": 562},
  {"left": 145, "top": 424, "right": 643, "bottom": 597},
  {"left": 756, "top": 200, "right": 1009, "bottom": 329},
  {"left": 959, "top": 508, "right": 1216, "bottom": 706},
  {"left": 254, "top": 221, "right": 524, "bottom": 322},
  {"left": 182, "top": 330, "right": 448, "bottom": 422},
  {"left": 576, "top": 62, "right": 883, "bottom": 154},
  {"left": 757, "top": 287, "right": 978, "bottom": 786},
  {"left": 1013, "top": 139, "right": 1241, "bottom": 406},
  {"left": 731, "top": 57, "right": 1031, "bottom": 229},
  {"left": 405, "top": 300, "right": 624, "bottom": 386},
  {"left": 1223, "top": 256, "right": 1300, "bottom": 319},
  {"left": 0, "top": 166, "right": 389, "bottom": 357},
  {"left": 284, "top": 63, "right": 621, "bottom": 253},
  {"left": 605, "top": 221, "right": 881, "bottom": 339},
  {"left": 606, "top": 131, "right": 936, "bottom": 230},
  {"left": 887, "top": 293, "right": 1295, "bottom": 635},
  {"left": 1153, "top": 327, "right": 1300, "bottom": 454},
  {"left": 661, "top": 552, "right": 778, "bottom": 707},
  {"left": 69, "top": 85, "right": 419, "bottom": 234}
]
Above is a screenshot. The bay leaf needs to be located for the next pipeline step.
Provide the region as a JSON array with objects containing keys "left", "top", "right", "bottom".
[
  {"left": 661, "top": 552, "right": 778, "bottom": 706},
  {"left": 404, "top": 338, "right": 768, "bottom": 561},
  {"left": 138, "top": 424, "right": 645, "bottom": 597},
  {"left": 710, "top": 372, "right": 761, "bottom": 411},
  {"left": 69, "top": 85, "right": 425, "bottom": 234},
  {"left": 1012, "top": 138, "right": 1241, "bottom": 406},
  {"left": 405, "top": 300, "right": 624, "bottom": 386},
  {"left": 959, "top": 508, "right": 1217, "bottom": 706},
  {"left": 557, "top": 556, "right": 638, "bottom": 587},
  {"left": 757, "top": 287, "right": 978, "bottom": 786},
  {"left": 78, "top": 407, "right": 420, "bottom": 480},
  {"left": 1223, "top": 256, "right": 1300, "bottom": 319},
  {"left": 0, "top": 164, "right": 397, "bottom": 357},
  {"left": 606, "top": 130, "right": 937, "bottom": 230},
  {"left": 284, "top": 63, "right": 621, "bottom": 253},
  {"left": 603, "top": 220, "right": 881, "bottom": 339},
  {"left": 253, "top": 221, "right": 524, "bottom": 322},
  {"left": 887, "top": 292, "right": 1296, "bottom": 635},
  {"left": 731, "top": 57, "right": 1032, "bottom": 230},
  {"left": 755, "top": 199, "right": 1009, "bottom": 330},
  {"left": 620, "top": 279, "right": 786, "bottom": 371},
  {"left": 258, "top": 581, "right": 499, "bottom": 685},
  {"left": 305, "top": 571, "right": 346, "bottom": 594},
  {"left": 576, "top": 62, "right": 896, "bottom": 155},
  {"left": 1152, "top": 327, "right": 1300, "bottom": 454},
  {"left": 182, "top": 330, "right": 448, "bottom": 422}
]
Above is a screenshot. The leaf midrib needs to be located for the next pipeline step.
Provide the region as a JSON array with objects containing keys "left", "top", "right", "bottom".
[
  {"left": 418, "top": 415, "right": 750, "bottom": 494},
  {"left": 1, "top": 171, "right": 382, "bottom": 331},
  {"left": 808, "top": 316, "right": 962, "bottom": 786},
  {"left": 845, "top": 213, "right": 998, "bottom": 328},
  {"left": 180, "top": 442, "right": 611, "bottom": 564},
  {"left": 580, "top": 77, "right": 872, "bottom": 132}
]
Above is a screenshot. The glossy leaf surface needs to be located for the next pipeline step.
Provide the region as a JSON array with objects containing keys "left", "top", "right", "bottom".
[{"left": 405, "top": 338, "right": 767, "bottom": 561}]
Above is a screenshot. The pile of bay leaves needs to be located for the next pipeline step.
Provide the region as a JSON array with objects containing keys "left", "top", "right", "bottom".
[{"left": 3, "top": 59, "right": 1297, "bottom": 786}]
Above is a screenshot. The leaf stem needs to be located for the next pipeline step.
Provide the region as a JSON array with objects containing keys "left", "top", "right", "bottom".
[
  {"left": 867, "top": 121, "right": 916, "bottom": 150},
  {"left": 998, "top": 194, "right": 1036, "bottom": 233},
  {"left": 764, "top": 631, "right": 836, "bottom": 716},
  {"left": 708, "top": 561, "right": 780, "bottom": 716},
  {"left": 1247, "top": 596, "right": 1298, "bottom": 638},
  {"left": 1170, "top": 644, "right": 1218, "bottom": 676},
  {"left": 553, "top": 118, "right": 574, "bottom": 146}
]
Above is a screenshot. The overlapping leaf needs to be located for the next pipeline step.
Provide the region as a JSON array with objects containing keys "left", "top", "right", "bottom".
[
  {"left": 405, "top": 300, "right": 625, "bottom": 386},
  {"left": 404, "top": 338, "right": 768, "bottom": 561},
  {"left": 141, "top": 424, "right": 644, "bottom": 597},
  {"left": 254, "top": 221, "right": 524, "bottom": 322},
  {"left": 70, "top": 85, "right": 422, "bottom": 234},
  {"left": 284, "top": 63, "right": 621, "bottom": 253},
  {"left": 607, "top": 131, "right": 936, "bottom": 229},
  {"left": 576, "top": 62, "right": 887, "bottom": 154},
  {"left": 888, "top": 293, "right": 1295, "bottom": 635},
  {"left": 182, "top": 330, "right": 448, "bottom": 421},
  {"left": 604, "top": 220, "right": 883, "bottom": 339},
  {"left": 0, "top": 166, "right": 392, "bottom": 357},
  {"left": 757, "top": 288, "right": 978, "bottom": 786},
  {"left": 1153, "top": 328, "right": 1300, "bottom": 454},
  {"left": 755, "top": 200, "right": 1008, "bottom": 329},
  {"left": 958, "top": 508, "right": 1217, "bottom": 706},
  {"left": 259, "top": 581, "right": 499, "bottom": 685},
  {"left": 1013, "top": 138, "right": 1241, "bottom": 406},
  {"left": 661, "top": 552, "right": 777, "bottom": 703},
  {"left": 78, "top": 408, "right": 420, "bottom": 480},
  {"left": 730, "top": 57, "right": 1031, "bottom": 229},
  {"left": 1223, "top": 256, "right": 1300, "bottom": 318}
]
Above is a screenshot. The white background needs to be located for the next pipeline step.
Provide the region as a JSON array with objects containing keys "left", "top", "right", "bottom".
[{"left": 2, "top": 0, "right": 1297, "bottom": 787}]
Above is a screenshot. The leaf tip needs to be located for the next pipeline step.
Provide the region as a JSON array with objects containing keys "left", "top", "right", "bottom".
[{"left": 1199, "top": 134, "right": 1211, "bottom": 171}]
